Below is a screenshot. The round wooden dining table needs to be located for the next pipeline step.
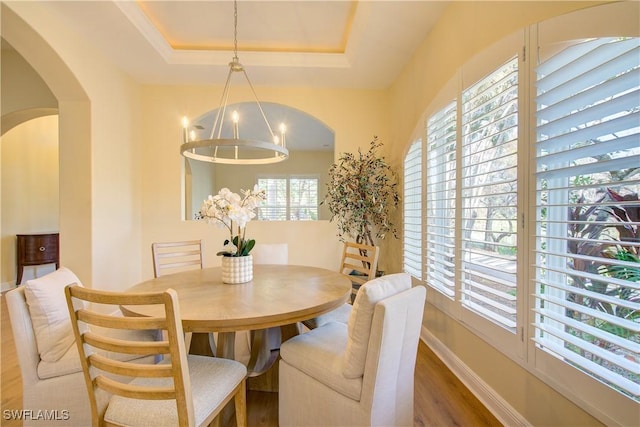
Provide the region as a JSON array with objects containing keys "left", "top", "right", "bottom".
[{"left": 121, "top": 264, "right": 351, "bottom": 377}]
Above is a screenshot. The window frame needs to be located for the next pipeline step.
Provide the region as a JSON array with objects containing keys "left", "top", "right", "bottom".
[{"left": 257, "top": 174, "right": 320, "bottom": 221}]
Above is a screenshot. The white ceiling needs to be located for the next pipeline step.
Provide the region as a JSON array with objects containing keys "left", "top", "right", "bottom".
[{"left": 26, "top": 0, "right": 448, "bottom": 89}]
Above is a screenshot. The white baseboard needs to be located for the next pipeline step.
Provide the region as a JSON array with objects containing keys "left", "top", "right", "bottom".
[{"left": 421, "top": 326, "right": 531, "bottom": 427}]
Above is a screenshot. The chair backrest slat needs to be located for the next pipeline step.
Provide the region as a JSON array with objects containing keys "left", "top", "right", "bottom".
[
  {"left": 89, "top": 353, "right": 173, "bottom": 378},
  {"left": 340, "top": 242, "right": 380, "bottom": 302},
  {"left": 152, "top": 240, "right": 203, "bottom": 278},
  {"left": 95, "top": 375, "right": 177, "bottom": 400},
  {"left": 77, "top": 309, "right": 166, "bottom": 330},
  {"left": 83, "top": 332, "right": 169, "bottom": 355}
]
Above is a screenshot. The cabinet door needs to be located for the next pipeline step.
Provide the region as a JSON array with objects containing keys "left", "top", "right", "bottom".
[{"left": 20, "top": 234, "right": 59, "bottom": 264}]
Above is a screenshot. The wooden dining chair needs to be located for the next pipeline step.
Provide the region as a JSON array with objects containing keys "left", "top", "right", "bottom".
[
  {"left": 65, "top": 284, "right": 247, "bottom": 427},
  {"left": 340, "top": 241, "right": 380, "bottom": 302},
  {"left": 303, "top": 241, "right": 380, "bottom": 330},
  {"left": 152, "top": 240, "right": 203, "bottom": 278}
]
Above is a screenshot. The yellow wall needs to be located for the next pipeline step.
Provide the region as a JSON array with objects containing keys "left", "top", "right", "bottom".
[{"left": 1, "top": 116, "right": 59, "bottom": 285}]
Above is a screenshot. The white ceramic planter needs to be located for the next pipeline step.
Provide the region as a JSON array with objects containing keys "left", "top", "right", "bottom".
[{"left": 221, "top": 254, "right": 253, "bottom": 284}]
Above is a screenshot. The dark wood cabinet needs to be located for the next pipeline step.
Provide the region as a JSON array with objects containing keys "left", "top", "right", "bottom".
[{"left": 16, "top": 233, "right": 59, "bottom": 285}]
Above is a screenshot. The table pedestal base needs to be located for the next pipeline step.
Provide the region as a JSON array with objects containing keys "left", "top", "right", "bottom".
[{"left": 188, "top": 323, "right": 300, "bottom": 392}]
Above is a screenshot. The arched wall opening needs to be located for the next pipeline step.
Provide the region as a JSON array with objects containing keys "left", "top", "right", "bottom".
[{"left": 1, "top": 4, "right": 93, "bottom": 286}]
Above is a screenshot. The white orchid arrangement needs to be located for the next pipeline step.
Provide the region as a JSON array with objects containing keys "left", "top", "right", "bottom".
[{"left": 196, "top": 186, "right": 266, "bottom": 257}]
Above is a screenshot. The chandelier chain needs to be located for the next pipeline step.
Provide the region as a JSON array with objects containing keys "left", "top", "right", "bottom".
[{"left": 233, "top": 0, "right": 239, "bottom": 60}]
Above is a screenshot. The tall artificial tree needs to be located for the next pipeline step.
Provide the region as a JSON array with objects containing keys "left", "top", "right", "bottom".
[{"left": 323, "top": 136, "right": 400, "bottom": 251}]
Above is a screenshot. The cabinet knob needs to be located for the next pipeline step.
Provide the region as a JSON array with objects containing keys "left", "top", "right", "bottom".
[{"left": 39, "top": 246, "right": 46, "bottom": 252}]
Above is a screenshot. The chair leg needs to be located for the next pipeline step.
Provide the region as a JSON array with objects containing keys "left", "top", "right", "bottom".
[
  {"left": 184, "top": 332, "right": 193, "bottom": 353},
  {"left": 234, "top": 379, "right": 247, "bottom": 427}
]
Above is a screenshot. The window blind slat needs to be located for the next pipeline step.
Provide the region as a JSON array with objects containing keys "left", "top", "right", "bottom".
[
  {"left": 532, "top": 336, "right": 640, "bottom": 398},
  {"left": 537, "top": 122, "right": 640, "bottom": 164},
  {"left": 534, "top": 308, "right": 638, "bottom": 354},
  {"left": 463, "top": 300, "right": 517, "bottom": 328},
  {"left": 537, "top": 39, "right": 639, "bottom": 97},
  {"left": 537, "top": 71, "right": 639, "bottom": 121},
  {"left": 533, "top": 322, "right": 639, "bottom": 375},
  {"left": 537, "top": 153, "right": 640, "bottom": 180},
  {"left": 537, "top": 38, "right": 612, "bottom": 75},
  {"left": 538, "top": 90, "right": 640, "bottom": 137}
]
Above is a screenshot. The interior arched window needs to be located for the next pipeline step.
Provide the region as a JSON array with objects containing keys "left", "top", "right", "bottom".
[{"left": 183, "top": 102, "right": 334, "bottom": 221}]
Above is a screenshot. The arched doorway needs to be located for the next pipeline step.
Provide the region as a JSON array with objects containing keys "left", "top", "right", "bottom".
[{"left": 2, "top": 4, "right": 93, "bottom": 286}]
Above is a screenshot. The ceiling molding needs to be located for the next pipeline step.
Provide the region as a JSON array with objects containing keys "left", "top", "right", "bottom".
[
  {"left": 116, "top": 1, "right": 352, "bottom": 70},
  {"left": 115, "top": 1, "right": 173, "bottom": 62}
]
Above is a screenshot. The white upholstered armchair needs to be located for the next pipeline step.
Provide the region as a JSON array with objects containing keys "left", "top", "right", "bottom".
[
  {"left": 279, "top": 273, "right": 426, "bottom": 426},
  {"left": 5, "top": 268, "right": 156, "bottom": 426},
  {"left": 6, "top": 285, "right": 90, "bottom": 426}
]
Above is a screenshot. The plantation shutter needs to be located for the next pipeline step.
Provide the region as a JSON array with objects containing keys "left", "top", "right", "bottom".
[
  {"left": 403, "top": 139, "right": 422, "bottom": 279},
  {"left": 426, "top": 102, "right": 457, "bottom": 298},
  {"left": 257, "top": 177, "right": 287, "bottom": 220},
  {"left": 534, "top": 37, "right": 640, "bottom": 400},
  {"left": 289, "top": 177, "right": 318, "bottom": 220},
  {"left": 460, "top": 57, "right": 519, "bottom": 331}
]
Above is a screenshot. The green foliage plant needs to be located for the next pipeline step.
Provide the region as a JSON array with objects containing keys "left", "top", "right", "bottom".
[{"left": 323, "top": 137, "right": 400, "bottom": 248}]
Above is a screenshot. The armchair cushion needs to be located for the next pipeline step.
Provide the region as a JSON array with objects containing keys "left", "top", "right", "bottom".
[
  {"left": 280, "top": 321, "right": 362, "bottom": 401},
  {"left": 343, "top": 273, "right": 410, "bottom": 378},
  {"left": 37, "top": 322, "right": 159, "bottom": 380},
  {"left": 37, "top": 342, "right": 83, "bottom": 379},
  {"left": 24, "top": 267, "right": 85, "bottom": 362}
]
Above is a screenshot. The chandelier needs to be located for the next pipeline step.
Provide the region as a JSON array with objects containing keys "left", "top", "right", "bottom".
[{"left": 180, "top": 0, "right": 288, "bottom": 165}]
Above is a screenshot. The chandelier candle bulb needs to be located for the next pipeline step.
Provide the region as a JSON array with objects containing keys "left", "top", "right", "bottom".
[
  {"left": 279, "top": 123, "right": 287, "bottom": 146},
  {"left": 182, "top": 116, "right": 189, "bottom": 143},
  {"left": 232, "top": 110, "right": 239, "bottom": 139}
]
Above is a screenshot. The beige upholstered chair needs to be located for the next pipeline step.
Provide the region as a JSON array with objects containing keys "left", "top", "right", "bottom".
[
  {"left": 303, "top": 241, "right": 380, "bottom": 329},
  {"left": 152, "top": 240, "right": 203, "bottom": 278},
  {"left": 250, "top": 243, "right": 289, "bottom": 358},
  {"left": 5, "top": 268, "right": 157, "bottom": 426},
  {"left": 280, "top": 273, "right": 426, "bottom": 426},
  {"left": 65, "top": 285, "right": 247, "bottom": 427},
  {"left": 251, "top": 243, "right": 289, "bottom": 265}
]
